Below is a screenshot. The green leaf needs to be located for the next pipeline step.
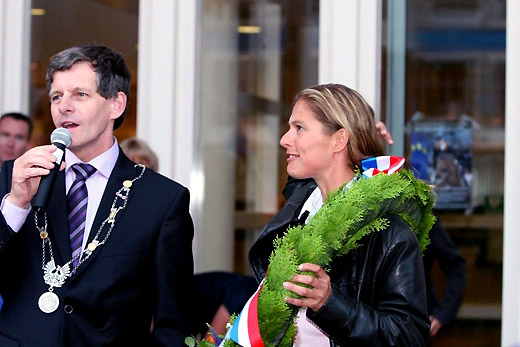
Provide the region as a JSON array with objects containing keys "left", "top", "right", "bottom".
[{"left": 184, "top": 336, "right": 196, "bottom": 347}]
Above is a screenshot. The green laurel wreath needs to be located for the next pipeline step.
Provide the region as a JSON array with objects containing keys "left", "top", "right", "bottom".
[{"left": 221, "top": 169, "right": 435, "bottom": 347}]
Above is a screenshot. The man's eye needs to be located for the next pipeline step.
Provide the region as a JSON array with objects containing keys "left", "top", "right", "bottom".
[
  {"left": 77, "top": 92, "right": 87, "bottom": 97},
  {"left": 296, "top": 125, "right": 303, "bottom": 132},
  {"left": 51, "top": 95, "right": 61, "bottom": 102}
]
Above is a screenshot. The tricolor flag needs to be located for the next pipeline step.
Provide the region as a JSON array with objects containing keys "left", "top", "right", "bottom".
[
  {"left": 220, "top": 283, "right": 264, "bottom": 347},
  {"left": 361, "top": 156, "right": 405, "bottom": 178}
]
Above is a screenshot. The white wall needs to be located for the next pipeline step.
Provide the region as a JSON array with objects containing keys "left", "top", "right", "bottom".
[
  {"left": 319, "top": 0, "right": 382, "bottom": 115},
  {"left": 137, "top": 0, "right": 202, "bottom": 268},
  {"left": 0, "top": 0, "right": 31, "bottom": 114}
]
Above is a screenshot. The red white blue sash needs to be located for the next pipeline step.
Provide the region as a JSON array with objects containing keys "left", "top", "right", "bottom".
[{"left": 220, "top": 282, "right": 264, "bottom": 347}]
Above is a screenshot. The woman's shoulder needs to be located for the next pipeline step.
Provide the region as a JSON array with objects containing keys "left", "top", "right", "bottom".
[{"left": 372, "top": 213, "right": 421, "bottom": 249}]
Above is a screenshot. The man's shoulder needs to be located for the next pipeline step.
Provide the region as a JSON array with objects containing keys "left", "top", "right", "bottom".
[
  {"left": 116, "top": 150, "right": 188, "bottom": 193},
  {"left": 134, "top": 168, "right": 189, "bottom": 201}
]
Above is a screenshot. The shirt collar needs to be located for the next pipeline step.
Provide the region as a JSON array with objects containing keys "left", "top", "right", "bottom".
[
  {"left": 65, "top": 137, "right": 119, "bottom": 179},
  {"left": 299, "top": 176, "right": 358, "bottom": 224},
  {"left": 299, "top": 186, "right": 324, "bottom": 223}
]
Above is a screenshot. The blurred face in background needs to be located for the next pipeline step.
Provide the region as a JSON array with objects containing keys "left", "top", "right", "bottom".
[
  {"left": 0, "top": 117, "right": 31, "bottom": 163},
  {"left": 127, "top": 154, "right": 155, "bottom": 171}
]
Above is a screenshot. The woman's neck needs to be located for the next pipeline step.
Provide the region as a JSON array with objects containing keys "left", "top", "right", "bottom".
[{"left": 315, "top": 167, "right": 355, "bottom": 201}]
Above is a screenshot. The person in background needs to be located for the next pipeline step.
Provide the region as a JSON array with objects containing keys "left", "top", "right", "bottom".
[
  {"left": 0, "top": 112, "right": 33, "bottom": 311},
  {"left": 423, "top": 217, "right": 466, "bottom": 337},
  {"left": 0, "top": 44, "right": 194, "bottom": 346},
  {"left": 0, "top": 112, "right": 33, "bottom": 166},
  {"left": 120, "top": 137, "right": 159, "bottom": 171}
]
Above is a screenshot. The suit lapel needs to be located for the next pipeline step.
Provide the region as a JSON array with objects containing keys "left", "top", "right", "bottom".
[
  {"left": 73, "top": 149, "right": 137, "bottom": 276},
  {"left": 46, "top": 170, "right": 70, "bottom": 264}
]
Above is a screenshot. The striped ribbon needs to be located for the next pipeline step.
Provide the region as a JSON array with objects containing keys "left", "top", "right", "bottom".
[
  {"left": 220, "top": 282, "right": 264, "bottom": 347},
  {"left": 361, "top": 156, "right": 405, "bottom": 178}
]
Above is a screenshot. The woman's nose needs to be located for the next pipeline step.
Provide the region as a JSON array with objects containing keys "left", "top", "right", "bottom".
[{"left": 280, "top": 130, "right": 291, "bottom": 148}]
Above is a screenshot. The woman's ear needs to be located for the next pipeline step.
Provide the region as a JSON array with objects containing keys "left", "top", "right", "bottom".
[{"left": 333, "top": 128, "right": 348, "bottom": 152}]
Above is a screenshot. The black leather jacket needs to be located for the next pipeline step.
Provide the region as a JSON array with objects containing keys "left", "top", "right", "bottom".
[{"left": 249, "top": 180, "right": 430, "bottom": 346}]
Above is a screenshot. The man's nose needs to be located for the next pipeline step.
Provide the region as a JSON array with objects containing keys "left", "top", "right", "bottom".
[
  {"left": 5, "top": 136, "right": 15, "bottom": 147},
  {"left": 57, "top": 95, "right": 75, "bottom": 114}
]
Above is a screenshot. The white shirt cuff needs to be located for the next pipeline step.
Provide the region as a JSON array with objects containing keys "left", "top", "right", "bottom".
[{"left": 1, "top": 194, "right": 31, "bottom": 232}]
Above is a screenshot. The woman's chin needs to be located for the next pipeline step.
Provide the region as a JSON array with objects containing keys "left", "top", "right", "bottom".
[{"left": 286, "top": 170, "right": 310, "bottom": 180}]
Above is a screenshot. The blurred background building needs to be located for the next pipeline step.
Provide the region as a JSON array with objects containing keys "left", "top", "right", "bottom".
[{"left": 0, "top": 0, "right": 518, "bottom": 345}]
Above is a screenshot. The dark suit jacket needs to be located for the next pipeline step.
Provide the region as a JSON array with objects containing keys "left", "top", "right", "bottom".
[{"left": 0, "top": 149, "right": 194, "bottom": 346}]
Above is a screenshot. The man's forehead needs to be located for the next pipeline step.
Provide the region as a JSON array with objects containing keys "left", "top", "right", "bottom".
[
  {"left": 0, "top": 117, "right": 29, "bottom": 132},
  {"left": 50, "top": 63, "right": 96, "bottom": 86},
  {"left": 51, "top": 61, "right": 95, "bottom": 76}
]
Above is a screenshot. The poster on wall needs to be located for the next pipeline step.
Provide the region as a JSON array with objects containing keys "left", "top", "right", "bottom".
[{"left": 409, "top": 118, "right": 473, "bottom": 211}]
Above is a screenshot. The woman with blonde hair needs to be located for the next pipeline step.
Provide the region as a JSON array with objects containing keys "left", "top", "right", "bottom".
[{"left": 239, "top": 84, "right": 434, "bottom": 346}]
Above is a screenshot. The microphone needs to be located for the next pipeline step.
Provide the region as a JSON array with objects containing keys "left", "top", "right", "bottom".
[{"left": 32, "top": 128, "right": 72, "bottom": 210}]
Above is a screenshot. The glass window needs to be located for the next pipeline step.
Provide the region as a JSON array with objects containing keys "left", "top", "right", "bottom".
[
  {"left": 30, "top": 0, "right": 139, "bottom": 145},
  {"left": 198, "top": 0, "right": 319, "bottom": 273},
  {"left": 384, "top": 0, "right": 504, "bottom": 344}
]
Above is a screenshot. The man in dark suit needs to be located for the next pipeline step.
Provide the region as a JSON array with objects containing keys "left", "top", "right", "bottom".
[{"left": 0, "top": 45, "right": 194, "bottom": 346}]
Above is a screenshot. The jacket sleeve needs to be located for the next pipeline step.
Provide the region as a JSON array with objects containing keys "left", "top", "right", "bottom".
[
  {"left": 0, "top": 161, "right": 15, "bottom": 263},
  {"left": 428, "top": 220, "right": 466, "bottom": 324},
  {"left": 151, "top": 186, "right": 195, "bottom": 346},
  {"left": 0, "top": 212, "right": 16, "bottom": 274},
  {"left": 307, "top": 222, "right": 430, "bottom": 346}
]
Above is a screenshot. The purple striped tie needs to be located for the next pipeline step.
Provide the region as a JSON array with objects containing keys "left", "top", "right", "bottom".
[{"left": 68, "top": 163, "right": 96, "bottom": 267}]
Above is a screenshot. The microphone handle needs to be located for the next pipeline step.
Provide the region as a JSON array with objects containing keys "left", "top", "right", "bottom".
[{"left": 31, "top": 143, "right": 67, "bottom": 210}]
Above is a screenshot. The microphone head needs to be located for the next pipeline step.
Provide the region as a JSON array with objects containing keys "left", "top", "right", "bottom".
[{"left": 50, "top": 128, "right": 72, "bottom": 148}]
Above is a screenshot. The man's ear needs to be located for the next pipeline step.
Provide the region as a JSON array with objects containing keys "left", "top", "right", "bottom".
[
  {"left": 333, "top": 128, "right": 348, "bottom": 152},
  {"left": 110, "top": 91, "right": 127, "bottom": 120}
]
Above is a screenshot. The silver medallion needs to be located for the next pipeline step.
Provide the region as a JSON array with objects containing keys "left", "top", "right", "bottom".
[
  {"left": 38, "top": 291, "right": 59, "bottom": 313},
  {"left": 34, "top": 168, "right": 146, "bottom": 315},
  {"left": 43, "top": 259, "right": 70, "bottom": 288}
]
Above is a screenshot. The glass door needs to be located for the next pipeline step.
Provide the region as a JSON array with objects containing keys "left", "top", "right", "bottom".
[{"left": 384, "top": 0, "right": 505, "bottom": 345}]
